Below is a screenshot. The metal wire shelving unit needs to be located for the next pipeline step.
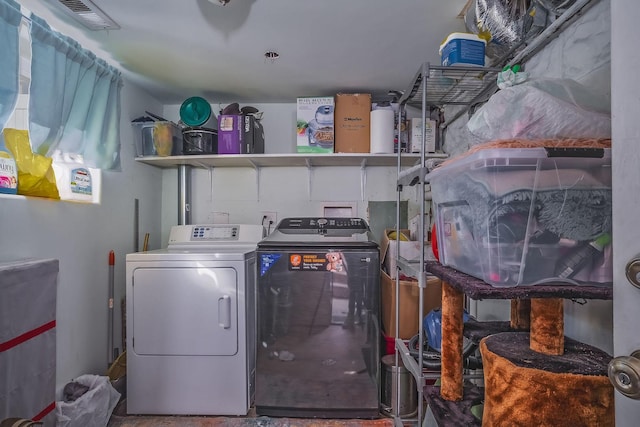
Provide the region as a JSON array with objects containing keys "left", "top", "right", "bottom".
[{"left": 391, "top": 62, "right": 501, "bottom": 427}]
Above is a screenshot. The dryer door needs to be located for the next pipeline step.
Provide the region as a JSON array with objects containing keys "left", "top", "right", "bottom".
[{"left": 132, "top": 267, "right": 238, "bottom": 356}]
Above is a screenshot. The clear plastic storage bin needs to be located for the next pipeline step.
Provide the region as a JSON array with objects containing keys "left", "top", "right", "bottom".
[
  {"left": 427, "top": 147, "right": 612, "bottom": 287},
  {"left": 132, "top": 121, "right": 182, "bottom": 157}
]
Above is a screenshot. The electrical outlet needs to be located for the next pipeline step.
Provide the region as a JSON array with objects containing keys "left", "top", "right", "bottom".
[
  {"left": 261, "top": 211, "right": 277, "bottom": 228},
  {"left": 207, "top": 212, "right": 229, "bottom": 224}
]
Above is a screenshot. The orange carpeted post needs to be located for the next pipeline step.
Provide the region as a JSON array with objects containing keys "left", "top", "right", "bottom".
[
  {"left": 440, "top": 281, "right": 464, "bottom": 401},
  {"left": 510, "top": 299, "right": 530, "bottom": 330},
  {"left": 530, "top": 298, "right": 564, "bottom": 355}
]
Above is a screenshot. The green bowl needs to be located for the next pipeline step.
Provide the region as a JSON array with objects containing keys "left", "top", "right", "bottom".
[{"left": 180, "top": 96, "right": 212, "bottom": 127}]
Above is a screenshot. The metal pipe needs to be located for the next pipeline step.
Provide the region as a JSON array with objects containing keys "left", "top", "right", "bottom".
[
  {"left": 108, "top": 250, "right": 115, "bottom": 367},
  {"left": 178, "top": 164, "right": 192, "bottom": 225},
  {"left": 508, "top": 0, "right": 599, "bottom": 66},
  {"left": 133, "top": 198, "right": 139, "bottom": 252}
]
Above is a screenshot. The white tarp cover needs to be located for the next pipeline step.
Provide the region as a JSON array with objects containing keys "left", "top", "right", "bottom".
[
  {"left": 0, "top": 258, "right": 58, "bottom": 426},
  {"left": 54, "top": 375, "right": 120, "bottom": 427}
]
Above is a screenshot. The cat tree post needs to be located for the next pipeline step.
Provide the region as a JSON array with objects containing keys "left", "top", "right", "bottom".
[
  {"left": 510, "top": 299, "right": 530, "bottom": 330},
  {"left": 530, "top": 298, "right": 564, "bottom": 354},
  {"left": 440, "top": 281, "right": 464, "bottom": 401}
]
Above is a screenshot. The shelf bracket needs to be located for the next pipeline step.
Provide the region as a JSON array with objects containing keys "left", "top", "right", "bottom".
[
  {"left": 193, "top": 160, "right": 208, "bottom": 169},
  {"left": 207, "top": 166, "right": 214, "bottom": 205},
  {"left": 247, "top": 160, "right": 261, "bottom": 201},
  {"left": 360, "top": 159, "right": 367, "bottom": 201}
]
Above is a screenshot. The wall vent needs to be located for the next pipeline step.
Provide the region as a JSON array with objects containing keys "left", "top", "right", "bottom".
[{"left": 56, "top": 0, "right": 120, "bottom": 30}]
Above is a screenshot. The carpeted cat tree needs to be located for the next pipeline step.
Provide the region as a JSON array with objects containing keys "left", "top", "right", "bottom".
[
  {"left": 435, "top": 273, "right": 614, "bottom": 426},
  {"left": 428, "top": 138, "right": 615, "bottom": 425},
  {"left": 479, "top": 298, "right": 614, "bottom": 426}
]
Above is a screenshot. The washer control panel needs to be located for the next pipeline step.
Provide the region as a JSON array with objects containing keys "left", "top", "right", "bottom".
[{"left": 276, "top": 217, "right": 369, "bottom": 234}]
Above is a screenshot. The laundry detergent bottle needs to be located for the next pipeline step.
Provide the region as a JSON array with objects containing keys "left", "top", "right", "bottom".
[
  {"left": 0, "top": 133, "right": 18, "bottom": 195},
  {"left": 51, "top": 152, "right": 94, "bottom": 202}
]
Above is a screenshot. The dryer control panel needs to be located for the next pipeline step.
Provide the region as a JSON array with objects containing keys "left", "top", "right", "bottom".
[
  {"left": 168, "top": 224, "right": 265, "bottom": 247},
  {"left": 190, "top": 225, "right": 239, "bottom": 241}
]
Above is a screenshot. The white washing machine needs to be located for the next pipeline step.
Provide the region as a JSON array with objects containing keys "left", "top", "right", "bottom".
[{"left": 125, "top": 224, "right": 264, "bottom": 415}]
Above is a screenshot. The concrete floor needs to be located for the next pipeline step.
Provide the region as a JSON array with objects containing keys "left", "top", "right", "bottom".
[
  {"left": 108, "top": 403, "right": 395, "bottom": 427},
  {"left": 109, "top": 416, "right": 394, "bottom": 427}
]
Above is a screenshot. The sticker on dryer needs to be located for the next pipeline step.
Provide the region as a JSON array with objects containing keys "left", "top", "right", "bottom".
[{"left": 259, "top": 253, "right": 282, "bottom": 276}]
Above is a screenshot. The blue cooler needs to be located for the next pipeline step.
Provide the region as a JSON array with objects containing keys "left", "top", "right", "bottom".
[{"left": 439, "top": 32, "right": 486, "bottom": 67}]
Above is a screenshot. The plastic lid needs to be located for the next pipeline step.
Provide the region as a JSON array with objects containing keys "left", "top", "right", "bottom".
[{"left": 180, "top": 96, "right": 212, "bottom": 127}]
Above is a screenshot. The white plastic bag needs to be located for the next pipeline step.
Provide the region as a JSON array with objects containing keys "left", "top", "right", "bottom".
[
  {"left": 467, "top": 78, "right": 611, "bottom": 144},
  {"left": 55, "top": 375, "right": 120, "bottom": 427}
]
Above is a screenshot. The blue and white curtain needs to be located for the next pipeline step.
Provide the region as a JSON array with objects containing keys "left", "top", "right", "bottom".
[
  {"left": 0, "top": 0, "right": 21, "bottom": 148},
  {"left": 29, "top": 15, "right": 123, "bottom": 170}
]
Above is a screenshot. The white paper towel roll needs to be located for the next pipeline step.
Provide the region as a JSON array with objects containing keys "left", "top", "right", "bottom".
[{"left": 370, "top": 109, "right": 395, "bottom": 154}]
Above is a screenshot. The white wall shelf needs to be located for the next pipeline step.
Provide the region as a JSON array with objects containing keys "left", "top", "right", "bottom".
[
  {"left": 135, "top": 153, "right": 447, "bottom": 169},
  {"left": 136, "top": 152, "right": 448, "bottom": 206}
]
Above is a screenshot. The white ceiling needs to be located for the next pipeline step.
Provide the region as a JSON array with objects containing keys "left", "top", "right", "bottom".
[{"left": 18, "top": 0, "right": 471, "bottom": 104}]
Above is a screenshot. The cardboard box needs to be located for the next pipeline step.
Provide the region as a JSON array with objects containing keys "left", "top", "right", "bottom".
[
  {"left": 381, "top": 229, "right": 423, "bottom": 279},
  {"left": 242, "top": 115, "right": 265, "bottom": 154},
  {"left": 410, "top": 118, "right": 436, "bottom": 153},
  {"left": 297, "top": 97, "right": 334, "bottom": 153},
  {"left": 381, "top": 269, "right": 442, "bottom": 339},
  {"left": 217, "top": 114, "right": 243, "bottom": 154},
  {"left": 408, "top": 214, "right": 434, "bottom": 244},
  {"left": 334, "top": 93, "right": 371, "bottom": 153},
  {"left": 217, "top": 115, "right": 265, "bottom": 154},
  {"left": 379, "top": 227, "right": 442, "bottom": 339}
]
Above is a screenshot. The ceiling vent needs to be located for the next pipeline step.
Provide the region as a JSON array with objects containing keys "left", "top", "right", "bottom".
[{"left": 56, "top": 0, "right": 120, "bottom": 30}]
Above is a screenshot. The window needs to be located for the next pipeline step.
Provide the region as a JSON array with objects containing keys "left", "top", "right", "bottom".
[{"left": 0, "top": 5, "right": 124, "bottom": 203}]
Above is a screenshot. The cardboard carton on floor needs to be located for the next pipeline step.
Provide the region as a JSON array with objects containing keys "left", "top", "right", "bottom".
[
  {"left": 334, "top": 93, "right": 371, "bottom": 153},
  {"left": 379, "top": 228, "right": 442, "bottom": 339},
  {"left": 380, "top": 228, "right": 423, "bottom": 279},
  {"left": 381, "top": 269, "right": 442, "bottom": 339}
]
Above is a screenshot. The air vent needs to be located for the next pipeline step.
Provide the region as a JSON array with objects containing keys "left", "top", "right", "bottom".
[{"left": 56, "top": 0, "right": 120, "bottom": 30}]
